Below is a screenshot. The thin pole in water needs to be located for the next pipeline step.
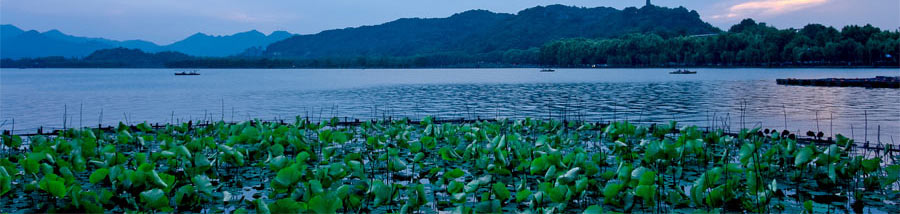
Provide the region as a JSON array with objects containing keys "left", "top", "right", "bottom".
[
  {"left": 638, "top": 105, "right": 644, "bottom": 125},
  {"left": 63, "top": 104, "right": 67, "bottom": 130},
  {"left": 80, "top": 102, "right": 83, "bottom": 129},
  {"left": 815, "top": 110, "right": 820, "bottom": 134},
  {"left": 613, "top": 103, "right": 617, "bottom": 122},
  {"left": 830, "top": 112, "right": 834, "bottom": 139},
  {"left": 865, "top": 110, "right": 868, "bottom": 144},
  {"left": 712, "top": 112, "right": 717, "bottom": 131},
  {"left": 221, "top": 98, "right": 225, "bottom": 122},
  {"left": 782, "top": 104, "right": 787, "bottom": 130},
  {"left": 740, "top": 99, "right": 744, "bottom": 130}
]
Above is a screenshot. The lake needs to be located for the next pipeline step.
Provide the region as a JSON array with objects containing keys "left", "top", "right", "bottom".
[{"left": 1, "top": 68, "right": 898, "bottom": 143}]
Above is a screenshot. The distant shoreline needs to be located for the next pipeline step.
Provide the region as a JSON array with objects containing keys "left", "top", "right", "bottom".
[{"left": 2, "top": 65, "right": 898, "bottom": 69}]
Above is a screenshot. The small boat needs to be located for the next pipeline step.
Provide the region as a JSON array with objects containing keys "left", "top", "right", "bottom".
[
  {"left": 669, "top": 69, "right": 696, "bottom": 74},
  {"left": 174, "top": 70, "right": 200, "bottom": 75},
  {"left": 540, "top": 68, "right": 556, "bottom": 72}
]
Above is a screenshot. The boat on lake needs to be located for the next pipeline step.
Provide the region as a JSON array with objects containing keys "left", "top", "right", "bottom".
[
  {"left": 670, "top": 69, "right": 696, "bottom": 74},
  {"left": 174, "top": 70, "right": 200, "bottom": 75},
  {"left": 540, "top": 68, "right": 556, "bottom": 72}
]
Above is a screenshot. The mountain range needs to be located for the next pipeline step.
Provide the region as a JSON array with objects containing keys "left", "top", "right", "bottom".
[
  {"left": 263, "top": 5, "right": 718, "bottom": 59},
  {"left": 0, "top": 25, "right": 293, "bottom": 59},
  {"left": 1, "top": 4, "right": 718, "bottom": 61}
]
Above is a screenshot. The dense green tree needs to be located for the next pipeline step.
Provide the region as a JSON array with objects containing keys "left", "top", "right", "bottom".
[{"left": 539, "top": 20, "right": 899, "bottom": 67}]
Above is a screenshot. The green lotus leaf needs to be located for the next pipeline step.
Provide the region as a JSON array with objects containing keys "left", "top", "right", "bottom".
[
  {"left": 308, "top": 193, "right": 342, "bottom": 214},
  {"left": 256, "top": 199, "right": 271, "bottom": 214},
  {"left": 371, "top": 180, "right": 392, "bottom": 206},
  {"left": 0, "top": 168, "right": 10, "bottom": 196},
  {"left": 269, "top": 198, "right": 307, "bottom": 214},
  {"left": 139, "top": 188, "right": 170, "bottom": 210},
  {"left": 557, "top": 167, "right": 581, "bottom": 184},
  {"left": 516, "top": 188, "right": 532, "bottom": 203},
  {"left": 193, "top": 175, "right": 214, "bottom": 195},
  {"left": 89, "top": 168, "right": 109, "bottom": 184},
  {"left": 492, "top": 182, "right": 511, "bottom": 200},
  {"left": 273, "top": 165, "right": 302, "bottom": 189},
  {"left": 549, "top": 184, "right": 568, "bottom": 203},
  {"left": 448, "top": 181, "right": 464, "bottom": 194},
  {"left": 583, "top": 205, "right": 603, "bottom": 214},
  {"left": 445, "top": 168, "right": 465, "bottom": 179},
  {"left": 794, "top": 147, "right": 815, "bottom": 168}
]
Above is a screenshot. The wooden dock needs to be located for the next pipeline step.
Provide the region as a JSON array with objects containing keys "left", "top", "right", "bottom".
[{"left": 776, "top": 76, "right": 899, "bottom": 88}]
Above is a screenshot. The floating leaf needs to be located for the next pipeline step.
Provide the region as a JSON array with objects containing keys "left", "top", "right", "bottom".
[
  {"left": 492, "top": 182, "right": 511, "bottom": 200},
  {"left": 445, "top": 168, "right": 465, "bottom": 179},
  {"left": 583, "top": 205, "right": 603, "bottom": 214},
  {"left": 89, "top": 168, "right": 110, "bottom": 184},
  {"left": 140, "top": 189, "right": 170, "bottom": 210},
  {"left": 557, "top": 167, "right": 581, "bottom": 184},
  {"left": 371, "top": 180, "right": 392, "bottom": 206},
  {"left": 515, "top": 189, "right": 532, "bottom": 203},
  {"left": 0, "top": 168, "right": 10, "bottom": 196},
  {"left": 549, "top": 185, "right": 568, "bottom": 203},
  {"left": 448, "top": 181, "right": 464, "bottom": 194},
  {"left": 256, "top": 199, "right": 271, "bottom": 214},
  {"left": 308, "top": 193, "right": 343, "bottom": 214},
  {"left": 794, "top": 147, "right": 815, "bottom": 168},
  {"left": 269, "top": 198, "right": 307, "bottom": 213},
  {"left": 273, "top": 165, "right": 302, "bottom": 189},
  {"left": 193, "top": 175, "right": 214, "bottom": 195}
]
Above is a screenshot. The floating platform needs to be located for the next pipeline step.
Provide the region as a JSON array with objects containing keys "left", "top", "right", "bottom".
[
  {"left": 776, "top": 76, "right": 899, "bottom": 88},
  {"left": 174, "top": 71, "right": 200, "bottom": 75}
]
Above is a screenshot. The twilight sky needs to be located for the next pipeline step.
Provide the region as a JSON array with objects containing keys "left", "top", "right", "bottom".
[{"left": 1, "top": 0, "right": 897, "bottom": 45}]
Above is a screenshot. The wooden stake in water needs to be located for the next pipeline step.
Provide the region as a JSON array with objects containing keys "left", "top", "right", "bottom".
[
  {"left": 815, "top": 110, "right": 820, "bottom": 133},
  {"left": 63, "top": 104, "right": 67, "bottom": 130},
  {"left": 782, "top": 104, "right": 787, "bottom": 130},
  {"left": 830, "top": 112, "right": 834, "bottom": 139}
]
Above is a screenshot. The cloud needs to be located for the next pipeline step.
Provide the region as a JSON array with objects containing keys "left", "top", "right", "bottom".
[
  {"left": 223, "top": 12, "right": 264, "bottom": 23},
  {"left": 712, "top": 0, "right": 828, "bottom": 19}
]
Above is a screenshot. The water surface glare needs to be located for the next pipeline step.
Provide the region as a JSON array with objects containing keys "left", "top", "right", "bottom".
[{"left": 1, "top": 68, "right": 898, "bottom": 143}]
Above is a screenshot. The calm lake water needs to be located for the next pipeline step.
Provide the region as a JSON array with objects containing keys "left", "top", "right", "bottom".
[{"left": 1, "top": 68, "right": 898, "bottom": 143}]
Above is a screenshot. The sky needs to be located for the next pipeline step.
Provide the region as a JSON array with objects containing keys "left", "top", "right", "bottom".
[{"left": 1, "top": 0, "right": 898, "bottom": 45}]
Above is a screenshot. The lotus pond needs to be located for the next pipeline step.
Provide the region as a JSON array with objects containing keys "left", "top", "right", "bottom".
[{"left": 0, "top": 117, "right": 898, "bottom": 213}]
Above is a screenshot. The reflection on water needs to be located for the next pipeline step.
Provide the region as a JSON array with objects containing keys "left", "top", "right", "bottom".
[{"left": 1, "top": 68, "right": 898, "bottom": 143}]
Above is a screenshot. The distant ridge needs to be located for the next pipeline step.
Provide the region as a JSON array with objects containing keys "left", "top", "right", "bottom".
[
  {"left": 0, "top": 25, "right": 294, "bottom": 59},
  {"left": 161, "top": 30, "right": 293, "bottom": 57}
]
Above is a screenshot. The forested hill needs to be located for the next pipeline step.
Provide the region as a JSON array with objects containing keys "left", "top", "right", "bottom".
[
  {"left": 5, "top": 5, "right": 897, "bottom": 68},
  {"left": 540, "top": 19, "right": 900, "bottom": 67},
  {"left": 262, "top": 5, "right": 719, "bottom": 59}
]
